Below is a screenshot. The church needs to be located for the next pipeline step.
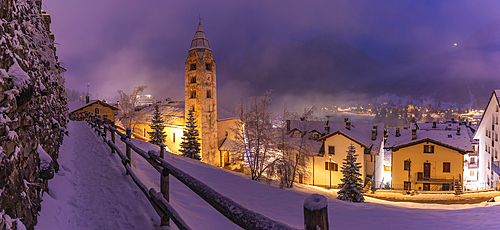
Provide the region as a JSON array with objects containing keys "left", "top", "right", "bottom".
[{"left": 133, "top": 22, "right": 242, "bottom": 168}]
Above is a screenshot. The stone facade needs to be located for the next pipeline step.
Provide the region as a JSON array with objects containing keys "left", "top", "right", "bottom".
[
  {"left": 0, "top": 0, "right": 67, "bottom": 229},
  {"left": 184, "top": 23, "right": 218, "bottom": 165}
]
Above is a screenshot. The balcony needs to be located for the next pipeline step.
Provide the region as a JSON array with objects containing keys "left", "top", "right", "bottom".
[{"left": 416, "top": 172, "right": 455, "bottom": 183}]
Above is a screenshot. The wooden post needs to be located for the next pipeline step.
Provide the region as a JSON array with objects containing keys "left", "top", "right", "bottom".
[
  {"left": 103, "top": 118, "right": 107, "bottom": 140},
  {"left": 304, "top": 194, "right": 328, "bottom": 230},
  {"left": 110, "top": 122, "right": 116, "bottom": 154},
  {"left": 161, "top": 167, "right": 170, "bottom": 226},
  {"left": 126, "top": 128, "right": 131, "bottom": 166},
  {"left": 160, "top": 143, "right": 165, "bottom": 159}
]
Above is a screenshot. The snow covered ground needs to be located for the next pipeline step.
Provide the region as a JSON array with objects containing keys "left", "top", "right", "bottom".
[{"left": 37, "top": 120, "right": 500, "bottom": 229}]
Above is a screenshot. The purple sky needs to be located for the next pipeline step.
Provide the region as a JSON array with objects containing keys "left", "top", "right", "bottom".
[{"left": 43, "top": 0, "right": 500, "bottom": 109}]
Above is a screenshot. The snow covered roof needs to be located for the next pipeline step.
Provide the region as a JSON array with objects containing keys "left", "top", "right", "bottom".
[
  {"left": 319, "top": 122, "right": 385, "bottom": 154},
  {"left": 69, "top": 100, "right": 119, "bottom": 114},
  {"left": 412, "top": 122, "right": 460, "bottom": 130},
  {"left": 288, "top": 120, "right": 385, "bottom": 155},
  {"left": 385, "top": 125, "right": 473, "bottom": 154},
  {"left": 135, "top": 101, "right": 185, "bottom": 127},
  {"left": 217, "top": 107, "right": 237, "bottom": 121},
  {"left": 189, "top": 22, "right": 211, "bottom": 51},
  {"left": 473, "top": 89, "right": 500, "bottom": 140},
  {"left": 219, "top": 137, "right": 240, "bottom": 151}
]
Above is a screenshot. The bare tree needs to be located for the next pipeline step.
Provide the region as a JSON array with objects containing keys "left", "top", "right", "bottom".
[
  {"left": 233, "top": 90, "right": 277, "bottom": 181},
  {"left": 276, "top": 106, "right": 317, "bottom": 188},
  {"left": 117, "top": 85, "right": 147, "bottom": 131}
]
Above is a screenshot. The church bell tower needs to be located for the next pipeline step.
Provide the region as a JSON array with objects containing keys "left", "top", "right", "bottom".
[{"left": 185, "top": 22, "right": 218, "bottom": 165}]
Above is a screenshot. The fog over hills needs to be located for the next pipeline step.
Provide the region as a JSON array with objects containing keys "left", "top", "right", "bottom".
[{"left": 218, "top": 25, "right": 500, "bottom": 112}]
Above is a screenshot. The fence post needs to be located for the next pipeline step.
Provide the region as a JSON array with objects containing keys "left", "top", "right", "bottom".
[
  {"left": 110, "top": 121, "right": 116, "bottom": 154},
  {"left": 304, "top": 194, "right": 328, "bottom": 230},
  {"left": 103, "top": 118, "right": 108, "bottom": 138},
  {"left": 161, "top": 167, "right": 170, "bottom": 226},
  {"left": 126, "top": 128, "right": 131, "bottom": 166},
  {"left": 160, "top": 143, "right": 165, "bottom": 159}
]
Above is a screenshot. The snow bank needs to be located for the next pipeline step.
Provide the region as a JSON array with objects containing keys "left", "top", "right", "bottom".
[{"left": 37, "top": 144, "right": 52, "bottom": 171}]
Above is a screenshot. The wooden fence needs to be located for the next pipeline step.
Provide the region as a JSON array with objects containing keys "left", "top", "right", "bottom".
[{"left": 78, "top": 111, "right": 330, "bottom": 230}]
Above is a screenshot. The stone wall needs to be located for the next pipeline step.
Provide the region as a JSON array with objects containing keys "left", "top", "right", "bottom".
[{"left": 0, "top": 0, "right": 67, "bottom": 229}]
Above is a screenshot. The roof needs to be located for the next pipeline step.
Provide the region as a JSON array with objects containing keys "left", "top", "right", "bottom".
[
  {"left": 288, "top": 120, "right": 385, "bottom": 155},
  {"left": 70, "top": 100, "right": 119, "bottom": 114},
  {"left": 385, "top": 125, "right": 473, "bottom": 154},
  {"left": 135, "top": 101, "right": 186, "bottom": 127},
  {"left": 190, "top": 22, "right": 211, "bottom": 51},
  {"left": 134, "top": 101, "right": 236, "bottom": 127},
  {"left": 473, "top": 89, "right": 500, "bottom": 140},
  {"left": 318, "top": 122, "right": 385, "bottom": 155},
  {"left": 219, "top": 137, "right": 241, "bottom": 151},
  {"left": 218, "top": 107, "right": 238, "bottom": 121}
]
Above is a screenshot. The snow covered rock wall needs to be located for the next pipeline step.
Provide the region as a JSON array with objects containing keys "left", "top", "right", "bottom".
[{"left": 0, "top": 0, "right": 67, "bottom": 229}]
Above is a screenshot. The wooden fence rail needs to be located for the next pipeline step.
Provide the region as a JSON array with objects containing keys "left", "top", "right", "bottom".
[{"left": 77, "top": 111, "right": 327, "bottom": 230}]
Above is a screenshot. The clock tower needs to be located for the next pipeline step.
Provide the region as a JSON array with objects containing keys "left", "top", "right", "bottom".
[{"left": 185, "top": 22, "right": 218, "bottom": 165}]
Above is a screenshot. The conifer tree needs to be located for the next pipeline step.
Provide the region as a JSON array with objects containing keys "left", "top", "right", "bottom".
[
  {"left": 148, "top": 104, "right": 167, "bottom": 146},
  {"left": 180, "top": 110, "right": 201, "bottom": 160},
  {"left": 337, "top": 143, "right": 364, "bottom": 202}
]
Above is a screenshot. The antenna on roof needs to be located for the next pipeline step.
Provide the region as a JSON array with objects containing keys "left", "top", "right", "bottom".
[
  {"left": 86, "top": 82, "right": 90, "bottom": 104},
  {"left": 198, "top": 14, "right": 202, "bottom": 23}
]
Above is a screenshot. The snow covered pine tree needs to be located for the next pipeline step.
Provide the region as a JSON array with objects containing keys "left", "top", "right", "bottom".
[
  {"left": 147, "top": 104, "right": 166, "bottom": 146},
  {"left": 179, "top": 110, "right": 201, "bottom": 160},
  {"left": 337, "top": 143, "right": 364, "bottom": 202}
]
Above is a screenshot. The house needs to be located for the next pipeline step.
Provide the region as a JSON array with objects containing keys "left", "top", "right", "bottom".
[
  {"left": 473, "top": 89, "right": 500, "bottom": 189},
  {"left": 288, "top": 119, "right": 385, "bottom": 189},
  {"left": 69, "top": 100, "right": 119, "bottom": 123},
  {"left": 385, "top": 122, "right": 473, "bottom": 191}
]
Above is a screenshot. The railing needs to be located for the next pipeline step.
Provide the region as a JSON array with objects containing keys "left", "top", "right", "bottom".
[
  {"left": 77, "top": 111, "right": 311, "bottom": 230},
  {"left": 415, "top": 172, "right": 455, "bottom": 182}
]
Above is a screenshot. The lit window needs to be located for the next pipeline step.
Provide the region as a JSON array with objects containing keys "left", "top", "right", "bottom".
[
  {"left": 424, "top": 145, "right": 434, "bottom": 153},
  {"left": 324, "top": 162, "right": 338, "bottom": 171},
  {"left": 470, "top": 170, "right": 474, "bottom": 176},
  {"left": 443, "top": 162, "right": 451, "bottom": 173}
]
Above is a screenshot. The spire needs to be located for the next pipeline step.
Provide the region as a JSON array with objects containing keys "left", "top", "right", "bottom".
[{"left": 190, "top": 22, "right": 211, "bottom": 51}]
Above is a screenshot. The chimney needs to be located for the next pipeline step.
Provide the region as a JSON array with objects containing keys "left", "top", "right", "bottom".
[
  {"left": 396, "top": 128, "right": 400, "bottom": 137},
  {"left": 372, "top": 129, "right": 377, "bottom": 140},
  {"left": 373, "top": 125, "right": 378, "bottom": 131},
  {"left": 451, "top": 118, "right": 455, "bottom": 123},
  {"left": 457, "top": 126, "right": 461, "bottom": 135},
  {"left": 344, "top": 117, "right": 349, "bottom": 122},
  {"left": 432, "top": 121, "right": 437, "bottom": 128},
  {"left": 325, "top": 125, "right": 330, "bottom": 135},
  {"left": 346, "top": 121, "right": 351, "bottom": 130},
  {"left": 86, "top": 95, "right": 89, "bottom": 104},
  {"left": 412, "top": 129, "right": 417, "bottom": 140}
]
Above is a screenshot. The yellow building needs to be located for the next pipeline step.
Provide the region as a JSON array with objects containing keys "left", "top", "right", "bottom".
[
  {"left": 69, "top": 100, "right": 119, "bottom": 123},
  {"left": 386, "top": 124, "right": 473, "bottom": 191},
  {"left": 288, "top": 119, "right": 385, "bottom": 189}
]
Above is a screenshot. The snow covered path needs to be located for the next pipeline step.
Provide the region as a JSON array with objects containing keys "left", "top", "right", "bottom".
[{"left": 36, "top": 121, "right": 162, "bottom": 230}]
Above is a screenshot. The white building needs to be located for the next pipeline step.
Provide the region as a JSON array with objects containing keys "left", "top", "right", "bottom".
[{"left": 473, "top": 90, "right": 500, "bottom": 189}]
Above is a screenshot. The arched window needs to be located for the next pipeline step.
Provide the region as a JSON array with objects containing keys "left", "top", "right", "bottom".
[
  {"left": 191, "top": 90, "right": 196, "bottom": 99},
  {"left": 95, "top": 108, "right": 99, "bottom": 114},
  {"left": 206, "top": 63, "right": 211, "bottom": 70},
  {"left": 207, "top": 89, "right": 211, "bottom": 98},
  {"left": 191, "top": 76, "right": 196, "bottom": 83}
]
